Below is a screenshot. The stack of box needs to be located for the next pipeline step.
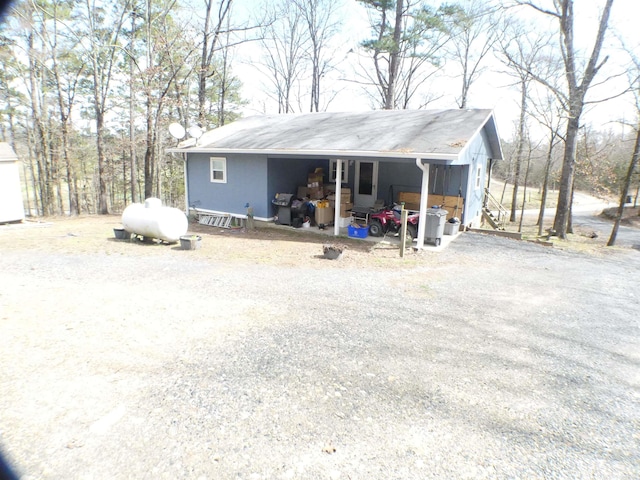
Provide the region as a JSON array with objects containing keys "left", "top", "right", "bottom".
[
  {"left": 314, "top": 199, "right": 333, "bottom": 225},
  {"left": 307, "top": 168, "right": 324, "bottom": 200},
  {"left": 327, "top": 187, "right": 353, "bottom": 227}
]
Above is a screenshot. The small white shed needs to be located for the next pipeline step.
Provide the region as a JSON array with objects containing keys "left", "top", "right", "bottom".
[{"left": 0, "top": 142, "right": 25, "bottom": 223}]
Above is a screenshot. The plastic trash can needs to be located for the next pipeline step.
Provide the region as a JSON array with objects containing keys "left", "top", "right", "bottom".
[
  {"left": 444, "top": 221, "right": 460, "bottom": 235},
  {"left": 425, "top": 208, "right": 448, "bottom": 246}
]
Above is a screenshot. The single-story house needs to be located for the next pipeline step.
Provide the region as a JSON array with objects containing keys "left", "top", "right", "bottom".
[
  {"left": 167, "top": 109, "right": 503, "bottom": 248},
  {"left": 0, "top": 142, "right": 25, "bottom": 223}
]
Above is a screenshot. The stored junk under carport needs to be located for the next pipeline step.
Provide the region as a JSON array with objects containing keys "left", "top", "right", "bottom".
[{"left": 166, "top": 109, "right": 504, "bottom": 249}]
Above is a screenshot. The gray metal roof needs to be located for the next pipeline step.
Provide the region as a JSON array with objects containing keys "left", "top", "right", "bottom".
[{"left": 168, "top": 109, "right": 503, "bottom": 161}]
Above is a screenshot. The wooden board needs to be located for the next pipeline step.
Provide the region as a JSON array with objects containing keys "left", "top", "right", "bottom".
[{"left": 397, "top": 192, "right": 463, "bottom": 220}]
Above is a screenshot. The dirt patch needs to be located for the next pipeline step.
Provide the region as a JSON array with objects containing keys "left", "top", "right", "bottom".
[
  {"left": 601, "top": 205, "right": 640, "bottom": 227},
  {"left": 0, "top": 215, "right": 435, "bottom": 269}
]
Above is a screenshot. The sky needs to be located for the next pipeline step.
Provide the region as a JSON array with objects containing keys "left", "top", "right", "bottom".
[{"left": 229, "top": 0, "right": 640, "bottom": 140}]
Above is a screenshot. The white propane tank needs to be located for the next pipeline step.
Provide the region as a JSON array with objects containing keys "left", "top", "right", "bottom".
[{"left": 122, "top": 198, "right": 188, "bottom": 242}]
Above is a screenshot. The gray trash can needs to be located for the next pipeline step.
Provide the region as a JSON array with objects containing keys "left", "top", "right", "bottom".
[
  {"left": 425, "top": 208, "right": 448, "bottom": 246},
  {"left": 444, "top": 221, "right": 460, "bottom": 235}
]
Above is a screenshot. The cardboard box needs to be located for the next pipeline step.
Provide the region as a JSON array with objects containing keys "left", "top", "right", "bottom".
[
  {"left": 325, "top": 185, "right": 351, "bottom": 195},
  {"left": 307, "top": 168, "right": 324, "bottom": 187},
  {"left": 308, "top": 186, "right": 324, "bottom": 200},
  {"left": 297, "top": 186, "right": 310, "bottom": 198},
  {"left": 329, "top": 199, "right": 352, "bottom": 211},
  {"left": 327, "top": 193, "right": 352, "bottom": 204},
  {"left": 340, "top": 202, "right": 353, "bottom": 216},
  {"left": 315, "top": 206, "right": 333, "bottom": 225}
]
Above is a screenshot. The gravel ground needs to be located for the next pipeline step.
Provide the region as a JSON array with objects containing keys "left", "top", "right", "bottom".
[{"left": 0, "top": 216, "right": 639, "bottom": 479}]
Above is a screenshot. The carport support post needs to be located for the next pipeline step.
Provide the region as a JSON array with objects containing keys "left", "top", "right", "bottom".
[
  {"left": 333, "top": 159, "right": 342, "bottom": 236},
  {"left": 415, "top": 158, "right": 430, "bottom": 249},
  {"left": 183, "top": 154, "right": 189, "bottom": 215}
]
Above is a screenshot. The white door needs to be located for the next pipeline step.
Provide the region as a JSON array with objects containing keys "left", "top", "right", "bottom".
[{"left": 354, "top": 160, "right": 378, "bottom": 207}]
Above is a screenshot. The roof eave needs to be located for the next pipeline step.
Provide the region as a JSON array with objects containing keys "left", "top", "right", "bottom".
[
  {"left": 165, "top": 147, "right": 459, "bottom": 162},
  {"left": 456, "top": 110, "right": 504, "bottom": 161}
]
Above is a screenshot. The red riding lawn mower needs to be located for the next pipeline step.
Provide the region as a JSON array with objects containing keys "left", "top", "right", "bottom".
[{"left": 368, "top": 204, "right": 420, "bottom": 240}]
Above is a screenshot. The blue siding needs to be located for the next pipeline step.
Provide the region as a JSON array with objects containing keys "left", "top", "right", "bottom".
[
  {"left": 187, "top": 153, "right": 269, "bottom": 217},
  {"left": 187, "top": 154, "right": 330, "bottom": 219},
  {"left": 462, "top": 129, "right": 492, "bottom": 224},
  {"left": 378, "top": 162, "right": 420, "bottom": 205},
  {"left": 427, "top": 165, "right": 466, "bottom": 197},
  {"left": 377, "top": 162, "right": 467, "bottom": 205}
]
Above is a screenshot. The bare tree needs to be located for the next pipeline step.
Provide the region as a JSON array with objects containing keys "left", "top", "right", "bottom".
[
  {"left": 196, "top": 0, "right": 263, "bottom": 126},
  {"left": 197, "top": 0, "right": 232, "bottom": 126},
  {"left": 292, "top": 0, "right": 342, "bottom": 112},
  {"left": 529, "top": 92, "right": 564, "bottom": 236},
  {"left": 517, "top": 0, "right": 615, "bottom": 238},
  {"left": 260, "top": 1, "right": 309, "bottom": 113},
  {"left": 444, "top": 0, "right": 502, "bottom": 109},
  {"left": 498, "top": 19, "right": 552, "bottom": 222}
]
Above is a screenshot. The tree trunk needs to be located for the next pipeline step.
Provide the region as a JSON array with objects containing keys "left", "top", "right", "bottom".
[
  {"left": 144, "top": 110, "right": 154, "bottom": 200},
  {"left": 607, "top": 124, "right": 640, "bottom": 246},
  {"left": 94, "top": 108, "right": 110, "bottom": 214},
  {"left": 567, "top": 174, "right": 576, "bottom": 234},
  {"left": 518, "top": 151, "right": 531, "bottom": 233},
  {"left": 129, "top": 10, "right": 138, "bottom": 205},
  {"left": 384, "top": 0, "right": 404, "bottom": 110},
  {"left": 27, "top": 31, "right": 53, "bottom": 216},
  {"left": 60, "top": 119, "right": 78, "bottom": 215},
  {"left": 510, "top": 79, "right": 527, "bottom": 222},
  {"left": 553, "top": 114, "right": 580, "bottom": 237},
  {"left": 537, "top": 137, "right": 555, "bottom": 236},
  {"left": 551, "top": 0, "right": 613, "bottom": 238}
]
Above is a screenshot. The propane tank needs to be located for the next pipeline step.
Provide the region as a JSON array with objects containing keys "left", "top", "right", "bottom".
[{"left": 122, "top": 198, "right": 188, "bottom": 242}]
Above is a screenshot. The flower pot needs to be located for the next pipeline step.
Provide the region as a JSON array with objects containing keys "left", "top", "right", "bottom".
[
  {"left": 180, "top": 235, "right": 202, "bottom": 250},
  {"left": 113, "top": 228, "right": 131, "bottom": 240},
  {"left": 323, "top": 244, "right": 344, "bottom": 260}
]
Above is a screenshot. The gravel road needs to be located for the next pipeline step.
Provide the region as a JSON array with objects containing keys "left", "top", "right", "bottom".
[{"left": 0, "top": 217, "right": 638, "bottom": 479}]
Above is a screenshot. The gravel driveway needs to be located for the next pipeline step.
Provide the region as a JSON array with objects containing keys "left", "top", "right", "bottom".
[{"left": 0, "top": 217, "right": 638, "bottom": 479}]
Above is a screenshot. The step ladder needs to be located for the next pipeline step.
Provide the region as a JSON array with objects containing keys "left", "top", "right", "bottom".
[{"left": 197, "top": 212, "right": 233, "bottom": 228}]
